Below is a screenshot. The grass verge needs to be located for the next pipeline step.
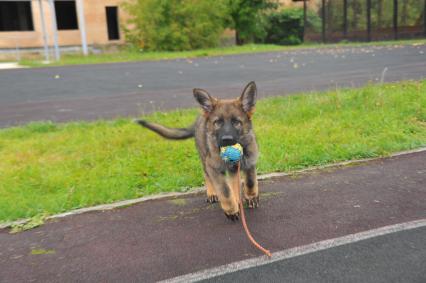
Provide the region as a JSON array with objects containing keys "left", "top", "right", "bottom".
[
  {"left": 19, "top": 39, "right": 426, "bottom": 68},
  {"left": 1, "top": 80, "right": 425, "bottom": 223}
]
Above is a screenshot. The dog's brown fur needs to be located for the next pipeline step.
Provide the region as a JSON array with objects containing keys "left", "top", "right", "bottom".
[{"left": 136, "top": 82, "right": 259, "bottom": 220}]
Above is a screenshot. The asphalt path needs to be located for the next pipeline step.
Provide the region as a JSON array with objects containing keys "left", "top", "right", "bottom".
[
  {"left": 0, "top": 43, "right": 425, "bottom": 127},
  {"left": 1, "top": 151, "right": 425, "bottom": 282},
  {"left": 201, "top": 226, "right": 426, "bottom": 283}
]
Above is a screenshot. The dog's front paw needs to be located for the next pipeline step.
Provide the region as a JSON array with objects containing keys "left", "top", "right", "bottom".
[
  {"left": 224, "top": 211, "right": 240, "bottom": 222},
  {"left": 206, "top": 195, "right": 219, "bottom": 203},
  {"left": 245, "top": 196, "right": 259, "bottom": 208}
]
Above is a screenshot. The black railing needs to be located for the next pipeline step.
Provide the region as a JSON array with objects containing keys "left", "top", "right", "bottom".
[{"left": 303, "top": 0, "right": 426, "bottom": 42}]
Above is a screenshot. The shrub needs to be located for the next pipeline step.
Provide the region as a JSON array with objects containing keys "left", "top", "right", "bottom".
[
  {"left": 262, "top": 8, "right": 321, "bottom": 45},
  {"left": 123, "top": 0, "right": 228, "bottom": 51},
  {"left": 226, "top": 0, "right": 278, "bottom": 45}
]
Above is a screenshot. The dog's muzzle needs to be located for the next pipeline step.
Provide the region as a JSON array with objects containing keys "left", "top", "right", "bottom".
[{"left": 220, "top": 135, "right": 236, "bottom": 147}]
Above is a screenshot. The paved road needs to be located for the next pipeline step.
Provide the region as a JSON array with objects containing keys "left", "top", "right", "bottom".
[
  {"left": 0, "top": 43, "right": 425, "bottom": 127},
  {"left": 202, "top": 226, "right": 426, "bottom": 283},
  {"left": 1, "top": 151, "right": 425, "bottom": 282}
]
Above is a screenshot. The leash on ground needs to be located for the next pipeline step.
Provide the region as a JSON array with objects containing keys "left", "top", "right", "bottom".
[{"left": 236, "top": 163, "right": 272, "bottom": 258}]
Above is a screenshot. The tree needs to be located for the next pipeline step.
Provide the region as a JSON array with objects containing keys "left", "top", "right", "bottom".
[{"left": 226, "top": 0, "right": 278, "bottom": 45}]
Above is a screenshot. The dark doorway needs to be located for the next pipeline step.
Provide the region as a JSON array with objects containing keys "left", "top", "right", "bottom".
[
  {"left": 0, "top": 1, "right": 34, "bottom": 31},
  {"left": 106, "top": 6, "right": 120, "bottom": 40},
  {"left": 55, "top": 0, "right": 78, "bottom": 30}
]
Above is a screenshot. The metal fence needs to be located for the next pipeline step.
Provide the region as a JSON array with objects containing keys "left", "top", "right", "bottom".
[{"left": 303, "top": 0, "right": 426, "bottom": 42}]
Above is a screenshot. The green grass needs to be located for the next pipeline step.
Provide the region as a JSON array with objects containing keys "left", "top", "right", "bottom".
[
  {"left": 1, "top": 80, "right": 426, "bottom": 223},
  {"left": 20, "top": 39, "right": 426, "bottom": 68}
]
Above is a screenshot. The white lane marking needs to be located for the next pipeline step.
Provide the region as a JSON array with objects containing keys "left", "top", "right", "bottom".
[
  {"left": 160, "top": 219, "right": 426, "bottom": 283},
  {"left": 1, "top": 147, "right": 425, "bottom": 229}
]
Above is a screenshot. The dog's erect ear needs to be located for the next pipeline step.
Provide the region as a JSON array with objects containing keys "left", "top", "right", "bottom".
[
  {"left": 193, "top": 88, "right": 216, "bottom": 113},
  {"left": 239, "top": 81, "right": 257, "bottom": 116}
]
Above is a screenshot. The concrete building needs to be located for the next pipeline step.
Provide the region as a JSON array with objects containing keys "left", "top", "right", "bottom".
[{"left": 0, "top": 0, "right": 127, "bottom": 50}]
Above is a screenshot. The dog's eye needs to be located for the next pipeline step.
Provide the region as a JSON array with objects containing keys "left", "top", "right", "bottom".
[
  {"left": 213, "top": 119, "right": 223, "bottom": 128},
  {"left": 232, "top": 119, "right": 242, "bottom": 127}
]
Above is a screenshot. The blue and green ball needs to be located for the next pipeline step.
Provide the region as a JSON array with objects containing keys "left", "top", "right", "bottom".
[{"left": 220, "top": 143, "right": 243, "bottom": 164}]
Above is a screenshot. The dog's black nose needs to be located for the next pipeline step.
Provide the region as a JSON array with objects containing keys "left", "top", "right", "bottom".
[{"left": 221, "top": 135, "right": 236, "bottom": 146}]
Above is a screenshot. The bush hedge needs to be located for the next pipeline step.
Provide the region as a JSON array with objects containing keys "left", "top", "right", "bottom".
[
  {"left": 263, "top": 8, "right": 322, "bottom": 45},
  {"left": 123, "top": 0, "right": 228, "bottom": 51}
]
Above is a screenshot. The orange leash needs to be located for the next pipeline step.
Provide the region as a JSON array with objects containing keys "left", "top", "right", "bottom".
[{"left": 236, "top": 163, "right": 272, "bottom": 258}]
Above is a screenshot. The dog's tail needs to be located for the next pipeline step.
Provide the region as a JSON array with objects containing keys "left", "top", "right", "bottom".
[{"left": 135, "top": 119, "right": 195, "bottom": 140}]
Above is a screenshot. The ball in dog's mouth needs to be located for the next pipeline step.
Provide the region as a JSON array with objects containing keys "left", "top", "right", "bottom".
[{"left": 220, "top": 143, "right": 243, "bottom": 164}]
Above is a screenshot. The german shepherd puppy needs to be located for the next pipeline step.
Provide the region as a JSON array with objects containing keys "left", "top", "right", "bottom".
[{"left": 136, "top": 82, "right": 259, "bottom": 221}]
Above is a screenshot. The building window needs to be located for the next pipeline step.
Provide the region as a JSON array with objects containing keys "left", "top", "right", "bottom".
[
  {"left": 55, "top": 0, "right": 78, "bottom": 30},
  {"left": 106, "top": 6, "right": 120, "bottom": 40},
  {"left": 0, "top": 1, "right": 34, "bottom": 31}
]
